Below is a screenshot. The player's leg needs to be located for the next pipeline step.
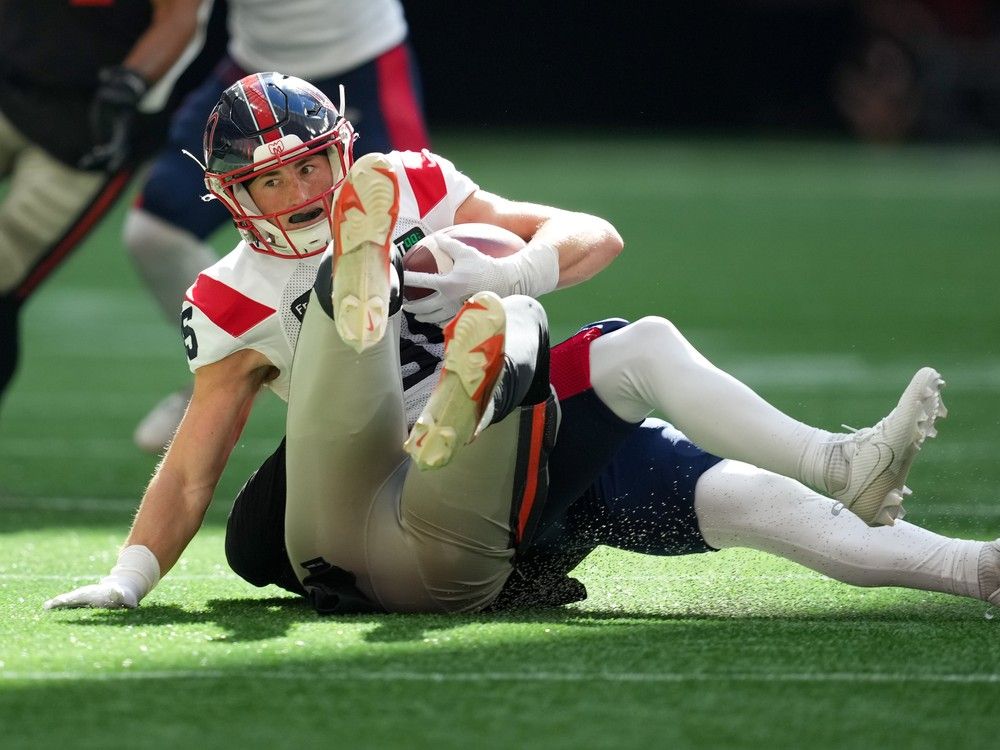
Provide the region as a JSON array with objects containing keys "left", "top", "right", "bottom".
[
  {"left": 538, "top": 416, "right": 999, "bottom": 607},
  {"left": 0, "top": 111, "right": 135, "bottom": 407},
  {"left": 587, "top": 316, "right": 947, "bottom": 525},
  {"left": 404, "top": 292, "right": 551, "bottom": 468},
  {"left": 373, "top": 293, "right": 556, "bottom": 612},
  {"left": 309, "top": 42, "right": 430, "bottom": 156},
  {"left": 0, "top": 111, "right": 20, "bottom": 407},
  {"left": 283, "top": 152, "right": 408, "bottom": 589},
  {"left": 554, "top": 418, "right": 723, "bottom": 559},
  {"left": 694, "top": 460, "right": 999, "bottom": 603},
  {"left": 224, "top": 438, "right": 305, "bottom": 595},
  {"left": 0, "top": 294, "right": 18, "bottom": 409}
]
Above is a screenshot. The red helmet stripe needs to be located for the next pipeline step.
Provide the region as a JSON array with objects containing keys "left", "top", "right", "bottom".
[{"left": 239, "top": 73, "right": 282, "bottom": 144}]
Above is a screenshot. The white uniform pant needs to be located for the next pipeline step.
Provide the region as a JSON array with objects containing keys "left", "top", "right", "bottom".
[{"left": 284, "top": 293, "right": 532, "bottom": 613}]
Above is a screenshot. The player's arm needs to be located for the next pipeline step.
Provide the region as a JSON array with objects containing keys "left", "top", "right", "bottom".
[
  {"left": 124, "top": 348, "right": 274, "bottom": 573},
  {"left": 124, "top": 0, "right": 204, "bottom": 83},
  {"left": 403, "top": 189, "right": 623, "bottom": 323},
  {"left": 79, "top": 0, "right": 203, "bottom": 171},
  {"left": 43, "top": 349, "right": 275, "bottom": 610},
  {"left": 454, "top": 190, "right": 624, "bottom": 290}
]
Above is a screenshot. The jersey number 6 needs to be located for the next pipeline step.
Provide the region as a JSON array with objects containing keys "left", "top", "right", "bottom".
[{"left": 181, "top": 306, "right": 199, "bottom": 360}]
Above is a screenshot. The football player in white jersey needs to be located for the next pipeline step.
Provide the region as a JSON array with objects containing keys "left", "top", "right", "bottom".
[
  {"left": 43, "top": 71, "right": 620, "bottom": 613},
  {"left": 44, "top": 73, "right": 1000, "bottom": 614}
]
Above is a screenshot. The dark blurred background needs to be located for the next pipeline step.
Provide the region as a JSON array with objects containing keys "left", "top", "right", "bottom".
[{"left": 404, "top": 0, "right": 1000, "bottom": 143}]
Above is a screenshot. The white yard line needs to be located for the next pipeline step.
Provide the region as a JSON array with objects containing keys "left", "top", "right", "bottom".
[{"left": 1, "top": 668, "right": 998, "bottom": 685}]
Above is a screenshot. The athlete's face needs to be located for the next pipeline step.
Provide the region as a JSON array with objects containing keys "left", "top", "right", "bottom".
[{"left": 246, "top": 155, "right": 334, "bottom": 230}]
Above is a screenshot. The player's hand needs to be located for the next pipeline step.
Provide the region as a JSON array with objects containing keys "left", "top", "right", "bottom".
[
  {"left": 43, "top": 545, "right": 159, "bottom": 611},
  {"left": 43, "top": 581, "right": 140, "bottom": 610},
  {"left": 403, "top": 235, "right": 513, "bottom": 324},
  {"left": 77, "top": 66, "right": 149, "bottom": 172}
]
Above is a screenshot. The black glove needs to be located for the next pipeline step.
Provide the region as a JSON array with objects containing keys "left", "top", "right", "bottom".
[{"left": 77, "top": 66, "right": 149, "bottom": 172}]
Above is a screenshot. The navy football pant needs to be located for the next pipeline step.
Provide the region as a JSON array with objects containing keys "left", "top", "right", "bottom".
[{"left": 514, "top": 320, "right": 723, "bottom": 583}]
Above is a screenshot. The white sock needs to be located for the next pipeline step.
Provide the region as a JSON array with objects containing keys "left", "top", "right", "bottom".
[
  {"left": 588, "top": 317, "right": 839, "bottom": 489},
  {"left": 123, "top": 208, "right": 219, "bottom": 324},
  {"left": 694, "top": 460, "right": 987, "bottom": 600}
]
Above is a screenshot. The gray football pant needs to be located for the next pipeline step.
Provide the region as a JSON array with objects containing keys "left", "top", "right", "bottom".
[{"left": 284, "top": 292, "right": 538, "bottom": 613}]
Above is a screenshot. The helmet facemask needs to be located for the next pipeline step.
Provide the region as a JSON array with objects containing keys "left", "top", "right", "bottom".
[
  {"left": 205, "top": 123, "right": 354, "bottom": 258},
  {"left": 202, "top": 73, "right": 357, "bottom": 259}
]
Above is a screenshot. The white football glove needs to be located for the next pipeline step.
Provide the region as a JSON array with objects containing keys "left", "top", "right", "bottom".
[
  {"left": 402, "top": 235, "right": 559, "bottom": 324},
  {"left": 44, "top": 545, "right": 160, "bottom": 611},
  {"left": 44, "top": 582, "right": 140, "bottom": 610}
]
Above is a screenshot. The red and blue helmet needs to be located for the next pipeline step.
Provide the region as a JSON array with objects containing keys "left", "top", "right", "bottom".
[{"left": 203, "top": 72, "right": 355, "bottom": 258}]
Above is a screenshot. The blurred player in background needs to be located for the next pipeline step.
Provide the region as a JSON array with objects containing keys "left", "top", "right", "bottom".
[
  {"left": 124, "top": 0, "right": 431, "bottom": 452},
  {"left": 43, "top": 72, "right": 1000, "bottom": 615},
  {"left": 0, "top": 0, "right": 223, "bottom": 417}
]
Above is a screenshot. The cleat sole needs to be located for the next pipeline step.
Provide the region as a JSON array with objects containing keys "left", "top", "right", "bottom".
[
  {"left": 404, "top": 292, "right": 506, "bottom": 470},
  {"left": 332, "top": 153, "right": 400, "bottom": 352}
]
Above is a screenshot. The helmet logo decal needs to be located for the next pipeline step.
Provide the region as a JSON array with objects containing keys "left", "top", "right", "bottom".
[{"left": 252, "top": 134, "right": 305, "bottom": 166}]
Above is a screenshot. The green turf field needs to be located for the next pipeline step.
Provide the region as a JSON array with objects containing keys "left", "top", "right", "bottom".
[{"left": 2, "top": 135, "right": 1000, "bottom": 749}]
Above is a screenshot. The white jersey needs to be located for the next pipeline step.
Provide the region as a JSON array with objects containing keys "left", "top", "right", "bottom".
[
  {"left": 227, "top": 0, "right": 408, "bottom": 79},
  {"left": 182, "top": 150, "right": 477, "bottom": 421}
]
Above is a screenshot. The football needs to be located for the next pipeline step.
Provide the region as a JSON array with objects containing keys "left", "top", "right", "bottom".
[{"left": 402, "top": 223, "right": 526, "bottom": 300}]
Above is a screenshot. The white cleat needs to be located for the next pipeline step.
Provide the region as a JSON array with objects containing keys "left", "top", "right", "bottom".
[
  {"left": 404, "top": 292, "right": 507, "bottom": 470},
  {"left": 332, "top": 153, "right": 400, "bottom": 352},
  {"left": 133, "top": 387, "right": 192, "bottom": 454},
  {"left": 978, "top": 540, "right": 1000, "bottom": 607},
  {"left": 834, "top": 366, "right": 947, "bottom": 526}
]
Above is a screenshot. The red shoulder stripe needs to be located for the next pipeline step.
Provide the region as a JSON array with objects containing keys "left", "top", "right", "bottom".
[
  {"left": 400, "top": 150, "right": 447, "bottom": 218},
  {"left": 185, "top": 274, "right": 276, "bottom": 338}
]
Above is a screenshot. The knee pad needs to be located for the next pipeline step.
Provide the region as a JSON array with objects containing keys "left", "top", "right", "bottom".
[{"left": 497, "top": 295, "right": 551, "bottom": 411}]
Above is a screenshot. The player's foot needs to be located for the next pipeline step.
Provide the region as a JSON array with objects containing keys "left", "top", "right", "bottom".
[
  {"left": 332, "top": 152, "right": 400, "bottom": 352},
  {"left": 831, "top": 367, "right": 947, "bottom": 526},
  {"left": 404, "top": 291, "right": 506, "bottom": 470},
  {"left": 132, "top": 386, "right": 192, "bottom": 454},
  {"left": 977, "top": 540, "right": 1000, "bottom": 606}
]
